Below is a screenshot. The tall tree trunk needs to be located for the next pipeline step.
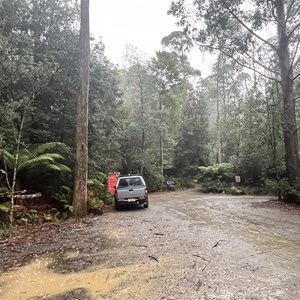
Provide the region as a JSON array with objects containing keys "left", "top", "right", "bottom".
[
  {"left": 276, "top": 0, "right": 300, "bottom": 187},
  {"left": 216, "top": 57, "right": 222, "bottom": 164},
  {"left": 9, "top": 104, "right": 28, "bottom": 226},
  {"left": 139, "top": 75, "right": 145, "bottom": 174},
  {"left": 73, "top": 0, "right": 90, "bottom": 217},
  {"left": 159, "top": 92, "right": 164, "bottom": 188}
]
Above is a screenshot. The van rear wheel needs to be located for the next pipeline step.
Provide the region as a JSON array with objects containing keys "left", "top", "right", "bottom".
[{"left": 115, "top": 201, "right": 121, "bottom": 210}]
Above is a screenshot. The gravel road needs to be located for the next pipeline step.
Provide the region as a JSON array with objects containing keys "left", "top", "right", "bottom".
[{"left": 1, "top": 188, "right": 300, "bottom": 299}]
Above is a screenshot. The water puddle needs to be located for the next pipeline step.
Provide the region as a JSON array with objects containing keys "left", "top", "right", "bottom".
[{"left": 0, "top": 250, "right": 175, "bottom": 300}]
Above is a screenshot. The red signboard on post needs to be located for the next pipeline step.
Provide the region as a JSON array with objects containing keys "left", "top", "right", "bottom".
[{"left": 107, "top": 172, "right": 120, "bottom": 194}]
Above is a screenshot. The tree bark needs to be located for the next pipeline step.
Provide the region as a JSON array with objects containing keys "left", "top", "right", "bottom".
[
  {"left": 73, "top": 0, "right": 90, "bottom": 217},
  {"left": 275, "top": 0, "right": 300, "bottom": 187},
  {"left": 159, "top": 92, "right": 164, "bottom": 188},
  {"left": 139, "top": 72, "right": 145, "bottom": 174}
]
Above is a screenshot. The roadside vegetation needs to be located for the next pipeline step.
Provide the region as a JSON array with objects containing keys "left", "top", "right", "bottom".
[{"left": 1, "top": 0, "right": 300, "bottom": 231}]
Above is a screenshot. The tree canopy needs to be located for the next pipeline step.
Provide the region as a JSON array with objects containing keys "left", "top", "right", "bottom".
[{"left": 1, "top": 0, "right": 300, "bottom": 224}]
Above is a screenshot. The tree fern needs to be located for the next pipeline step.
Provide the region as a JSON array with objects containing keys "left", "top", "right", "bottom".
[
  {"left": 198, "top": 163, "right": 234, "bottom": 182},
  {"left": 0, "top": 142, "right": 71, "bottom": 192},
  {"left": 19, "top": 154, "right": 66, "bottom": 170},
  {"left": 0, "top": 149, "right": 15, "bottom": 169},
  {"left": 31, "top": 142, "right": 69, "bottom": 157}
]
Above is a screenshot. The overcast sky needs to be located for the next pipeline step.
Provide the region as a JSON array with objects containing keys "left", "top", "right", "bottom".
[
  {"left": 90, "top": 0, "right": 178, "bottom": 63},
  {"left": 89, "top": 0, "right": 211, "bottom": 75}
]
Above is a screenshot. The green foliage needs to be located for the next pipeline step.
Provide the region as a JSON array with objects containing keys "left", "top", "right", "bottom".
[
  {"left": 53, "top": 186, "right": 74, "bottom": 216},
  {"left": 200, "top": 181, "right": 230, "bottom": 194},
  {"left": 88, "top": 40, "right": 123, "bottom": 174},
  {"left": 197, "top": 163, "right": 234, "bottom": 183},
  {"left": 87, "top": 178, "right": 114, "bottom": 205},
  {"left": 164, "top": 177, "right": 195, "bottom": 190},
  {"left": 21, "top": 209, "right": 38, "bottom": 224},
  {"left": 277, "top": 179, "right": 300, "bottom": 203},
  {"left": 228, "top": 186, "right": 245, "bottom": 195},
  {"left": 87, "top": 198, "right": 105, "bottom": 214},
  {"left": 0, "top": 202, "right": 10, "bottom": 213},
  {"left": 0, "top": 201, "right": 10, "bottom": 227},
  {"left": 169, "top": 0, "right": 300, "bottom": 192},
  {"left": 173, "top": 92, "right": 210, "bottom": 174},
  {"left": 0, "top": 0, "right": 298, "bottom": 225},
  {"left": 0, "top": 142, "right": 72, "bottom": 195},
  {"left": 42, "top": 208, "right": 60, "bottom": 222},
  {"left": 198, "top": 163, "right": 240, "bottom": 194}
]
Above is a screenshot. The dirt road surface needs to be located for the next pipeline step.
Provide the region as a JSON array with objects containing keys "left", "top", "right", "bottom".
[{"left": 0, "top": 188, "right": 300, "bottom": 299}]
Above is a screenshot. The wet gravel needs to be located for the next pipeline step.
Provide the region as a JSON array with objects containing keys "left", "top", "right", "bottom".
[{"left": 1, "top": 188, "right": 300, "bottom": 299}]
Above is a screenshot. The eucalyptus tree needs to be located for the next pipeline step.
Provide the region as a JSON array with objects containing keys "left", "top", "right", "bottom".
[
  {"left": 121, "top": 45, "right": 156, "bottom": 174},
  {"left": 169, "top": 0, "right": 300, "bottom": 188},
  {"left": 210, "top": 55, "right": 251, "bottom": 164},
  {"left": 161, "top": 30, "right": 202, "bottom": 128},
  {"left": 88, "top": 41, "right": 123, "bottom": 175},
  {"left": 236, "top": 76, "right": 285, "bottom": 186},
  {"left": 173, "top": 85, "right": 210, "bottom": 174},
  {"left": 161, "top": 31, "right": 210, "bottom": 174},
  {"left": 161, "top": 31, "right": 196, "bottom": 81},
  {"left": 150, "top": 51, "right": 181, "bottom": 184},
  {"left": 73, "top": 0, "right": 90, "bottom": 218}
]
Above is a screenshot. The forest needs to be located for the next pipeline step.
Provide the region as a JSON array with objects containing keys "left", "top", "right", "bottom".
[{"left": 1, "top": 0, "right": 300, "bottom": 226}]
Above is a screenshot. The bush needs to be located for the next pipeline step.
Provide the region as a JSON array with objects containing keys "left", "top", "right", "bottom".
[
  {"left": 87, "top": 179, "right": 114, "bottom": 205},
  {"left": 174, "top": 177, "right": 195, "bottom": 189},
  {"left": 277, "top": 179, "right": 300, "bottom": 203},
  {"left": 53, "top": 186, "right": 74, "bottom": 217},
  {"left": 0, "top": 202, "right": 10, "bottom": 227},
  {"left": 200, "top": 182, "right": 247, "bottom": 195},
  {"left": 229, "top": 186, "right": 245, "bottom": 195},
  {"left": 200, "top": 181, "right": 229, "bottom": 193},
  {"left": 197, "top": 163, "right": 234, "bottom": 183},
  {"left": 88, "top": 198, "right": 105, "bottom": 214}
]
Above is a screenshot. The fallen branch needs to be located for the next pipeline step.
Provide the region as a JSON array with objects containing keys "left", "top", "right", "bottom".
[
  {"left": 0, "top": 190, "right": 27, "bottom": 197},
  {"left": 212, "top": 239, "right": 226, "bottom": 248},
  {"left": 2, "top": 192, "right": 42, "bottom": 200},
  {"left": 192, "top": 254, "right": 209, "bottom": 261},
  {"left": 148, "top": 255, "right": 159, "bottom": 262},
  {"left": 14, "top": 192, "right": 42, "bottom": 199},
  {"left": 131, "top": 244, "right": 148, "bottom": 248}
]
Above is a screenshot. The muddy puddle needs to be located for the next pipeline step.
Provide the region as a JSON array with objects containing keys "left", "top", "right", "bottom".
[{"left": 0, "top": 249, "right": 176, "bottom": 300}]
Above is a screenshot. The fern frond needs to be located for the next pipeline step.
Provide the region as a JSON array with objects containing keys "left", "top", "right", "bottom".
[
  {"left": 18, "top": 148, "right": 31, "bottom": 164},
  {"left": 32, "top": 142, "right": 67, "bottom": 156},
  {"left": 48, "top": 163, "right": 71, "bottom": 173},
  {"left": 88, "top": 178, "right": 104, "bottom": 188},
  {"left": 55, "top": 163, "right": 71, "bottom": 173},
  {"left": 41, "top": 153, "right": 65, "bottom": 160},
  {"left": 19, "top": 155, "right": 55, "bottom": 170},
  {"left": 47, "top": 164, "right": 61, "bottom": 171},
  {"left": 0, "top": 149, "right": 15, "bottom": 168}
]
